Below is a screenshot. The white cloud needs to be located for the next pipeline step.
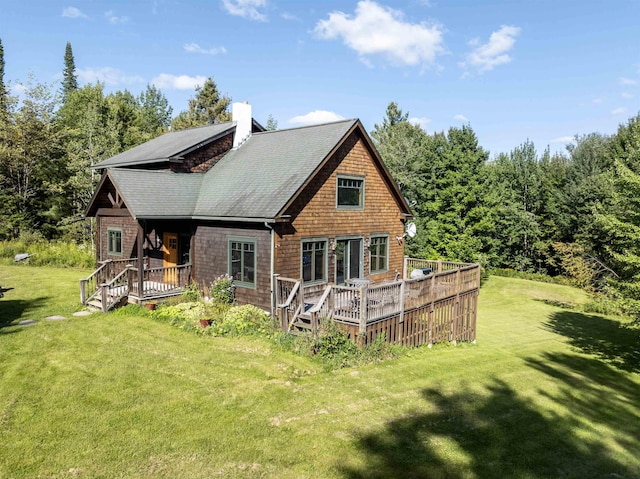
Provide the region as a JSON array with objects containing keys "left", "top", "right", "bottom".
[
  {"left": 409, "top": 116, "right": 431, "bottom": 129},
  {"left": 611, "top": 107, "right": 626, "bottom": 115},
  {"left": 62, "top": 6, "right": 87, "bottom": 19},
  {"left": 105, "top": 10, "right": 130, "bottom": 24},
  {"left": 184, "top": 43, "right": 227, "bottom": 55},
  {"left": 281, "top": 12, "right": 299, "bottom": 21},
  {"left": 551, "top": 136, "right": 574, "bottom": 145},
  {"left": 152, "top": 73, "right": 208, "bottom": 90},
  {"left": 289, "top": 110, "right": 345, "bottom": 126},
  {"left": 77, "top": 67, "right": 143, "bottom": 86},
  {"left": 461, "top": 25, "right": 520, "bottom": 74},
  {"left": 453, "top": 114, "right": 468, "bottom": 122},
  {"left": 314, "top": 0, "right": 445, "bottom": 68},
  {"left": 11, "top": 83, "right": 27, "bottom": 95},
  {"left": 592, "top": 98, "right": 604, "bottom": 104},
  {"left": 622, "top": 92, "right": 635, "bottom": 99},
  {"left": 221, "top": 0, "right": 267, "bottom": 21},
  {"left": 619, "top": 77, "right": 637, "bottom": 86}
]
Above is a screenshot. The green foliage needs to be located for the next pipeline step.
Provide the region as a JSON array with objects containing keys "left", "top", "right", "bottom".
[
  {"left": 150, "top": 301, "right": 205, "bottom": 333},
  {"left": 211, "top": 304, "right": 274, "bottom": 337},
  {"left": 182, "top": 281, "right": 202, "bottom": 302},
  {"left": 0, "top": 239, "right": 94, "bottom": 267},
  {"left": 61, "top": 42, "right": 77, "bottom": 102},
  {"left": 171, "top": 76, "right": 231, "bottom": 130},
  {"left": 492, "top": 268, "right": 572, "bottom": 286},
  {"left": 209, "top": 274, "right": 235, "bottom": 305}
]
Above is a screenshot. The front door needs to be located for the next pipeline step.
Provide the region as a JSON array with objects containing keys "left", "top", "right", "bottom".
[
  {"left": 163, "top": 232, "right": 178, "bottom": 283},
  {"left": 335, "top": 238, "right": 362, "bottom": 285}
]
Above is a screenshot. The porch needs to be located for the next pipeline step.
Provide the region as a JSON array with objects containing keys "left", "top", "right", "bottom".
[
  {"left": 274, "top": 258, "right": 480, "bottom": 347},
  {"left": 80, "top": 258, "right": 192, "bottom": 312}
]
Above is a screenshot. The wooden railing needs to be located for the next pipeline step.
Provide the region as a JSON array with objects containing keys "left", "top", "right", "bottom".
[
  {"left": 80, "top": 258, "right": 137, "bottom": 304},
  {"left": 274, "top": 259, "right": 481, "bottom": 347},
  {"left": 274, "top": 276, "right": 302, "bottom": 331},
  {"left": 98, "top": 267, "right": 131, "bottom": 312},
  {"left": 129, "top": 264, "right": 192, "bottom": 299}
]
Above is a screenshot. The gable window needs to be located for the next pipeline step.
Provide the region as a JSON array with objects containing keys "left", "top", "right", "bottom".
[
  {"left": 302, "top": 240, "right": 327, "bottom": 283},
  {"left": 369, "top": 235, "right": 388, "bottom": 273},
  {"left": 229, "top": 238, "right": 256, "bottom": 288},
  {"left": 107, "top": 228, "right": 122, "bottom": 256},
  {"left": 337, "top": 176, "right": 364, "bottom": 209}
]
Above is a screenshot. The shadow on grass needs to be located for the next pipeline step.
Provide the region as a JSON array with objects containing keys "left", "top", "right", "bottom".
[
  {"left": 342, "top": 357, "right": 638, "bottom": 478},
  {"left": 544, "top": 310, "right": 640, "bottom": 373},
  {"left": 0, "top": 297, "right": 50, "bottom": 330}
]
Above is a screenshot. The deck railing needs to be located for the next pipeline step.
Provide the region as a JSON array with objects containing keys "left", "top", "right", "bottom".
[
  {"left": 129, "top": 264, "right": 192, "bottom": 299},
  {"left": 80, "top": 258, "right": 137, "bottom": 304},
  {"left": 275, "top": 258, "right": 481, "bottom": 347},
  {"left": 98, "top": 267, "right": 131, "bottom": 312}
]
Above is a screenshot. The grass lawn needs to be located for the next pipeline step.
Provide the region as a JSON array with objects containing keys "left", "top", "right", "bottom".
[{"left": 1, "top": 263, "right": 639, "bottom": 478}]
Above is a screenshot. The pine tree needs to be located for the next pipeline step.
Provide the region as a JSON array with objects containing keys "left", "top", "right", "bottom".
[
  {"left": 171, "top": 76, "right": 231, "bottom": 130},
  {"left": 61, "top": 42, "right": 78, "bottom": 102},
  {"left": 0, "top": 37, "right": 7, "bottom": 115}
]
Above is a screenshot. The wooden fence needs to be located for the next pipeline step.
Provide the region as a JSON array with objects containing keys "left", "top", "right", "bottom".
[{"left": 274, "top": 258, "right": 480, "bottom": 347}]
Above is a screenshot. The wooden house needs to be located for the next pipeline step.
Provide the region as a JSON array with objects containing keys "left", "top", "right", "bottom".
[
  {"left": 82, "top": 103, "right": 480, "bottom": 347},
  {"left": 84, "top": 103, "right": 412, "bottom": 310}
]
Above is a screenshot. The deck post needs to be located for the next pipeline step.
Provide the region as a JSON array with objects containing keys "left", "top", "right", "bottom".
[
  {"left": 127, "top": 265, "right": 134, "bottom": 298},
  {"left": 137, "top": 223, "right": 144, "bottom": 300},
  {"left": 358, "top": 284, "right": 367, "bottom": 336},
  {"left": 437, "top": 260, "right": 442, "bottom": 273},
  {"left": 398, "top": 280, "right": 405, "bottom": 323},
  {"left": 100, "top": 283, "right": 108, "bottom": 313},
  {"left": 80, "top": 279, "right": 87, "bottom": 304},
  {"left": 403, "top": 256, "right": 409, "bottom": 280}
]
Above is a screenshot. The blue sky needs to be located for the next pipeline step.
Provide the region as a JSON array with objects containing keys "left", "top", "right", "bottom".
[{"left": 0, "top": 0, "right": 638, "bottom": 156}]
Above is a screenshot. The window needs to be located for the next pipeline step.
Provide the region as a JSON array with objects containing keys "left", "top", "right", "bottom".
[
  {"left": 302, "top": 240, "right": 327, "bottom": 283},
  {"left": 337, "top": 176, "right": 364, "bottom": 209},
  {"left": 107, "top": 229, "right": 122, "bottom": 256},
  {"left": 369, "top": 236, "right": 388, "bottom": 273},
  {"left": 229, "top": 239, "right": 256, "bottom": 287}
]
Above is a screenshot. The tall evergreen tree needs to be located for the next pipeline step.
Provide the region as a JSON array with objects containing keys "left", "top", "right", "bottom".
[
  {"left": 61, "top": 41, "right": 78, "bottom": 102},
  {"left": 171, "top": 76, "right": 231, "bottom": 130},
  {"left": 0, "top": 37, "right": 7, "bottom": 115}
]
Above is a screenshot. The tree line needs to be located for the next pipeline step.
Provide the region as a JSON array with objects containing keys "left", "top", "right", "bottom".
[{"left": 372, "top": 102, "right": 640, "bottom": 317}]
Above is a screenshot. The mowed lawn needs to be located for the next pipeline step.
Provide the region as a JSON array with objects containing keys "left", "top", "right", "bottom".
[{"left": 1, "top": 264, "right": 639, "bottom": 478}]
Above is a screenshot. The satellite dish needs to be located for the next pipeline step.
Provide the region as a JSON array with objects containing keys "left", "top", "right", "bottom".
[{"left": 406, "top": 222, "right": 417, "bottom": 238}]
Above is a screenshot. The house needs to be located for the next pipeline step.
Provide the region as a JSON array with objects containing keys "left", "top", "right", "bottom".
[{"left": 84, "top": 102, "right": 414, "bottom": 312}]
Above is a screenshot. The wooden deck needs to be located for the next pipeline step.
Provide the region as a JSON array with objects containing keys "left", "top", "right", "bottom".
[{"left": 275, "top": 258, "right": 480, "bottom": 347}]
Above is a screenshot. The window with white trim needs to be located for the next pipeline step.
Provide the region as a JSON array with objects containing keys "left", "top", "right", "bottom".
[
  {"left": 369, "top": 236, "right": 388, "bottom": 273},
  {"left": 302, "top": 240, "right": 327, "bottom": 283},
  {"left": 107, "top": 228, "right": 122, "bottom": 256}
]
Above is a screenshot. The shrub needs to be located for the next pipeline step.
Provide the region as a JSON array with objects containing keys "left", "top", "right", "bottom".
[
  {"left": 150, "top": 302, "right": 205, "bottom": 333},
  {"left": 211, "top": 304, "right": 274, "bottom": 336},
  {"left": 209, "top": 274, "right": 235, "bottom": 305}
]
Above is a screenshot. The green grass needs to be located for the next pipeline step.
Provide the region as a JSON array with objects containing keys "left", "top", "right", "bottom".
[{"left": 1, "top": 266, "right": 639, "bottom": 478}]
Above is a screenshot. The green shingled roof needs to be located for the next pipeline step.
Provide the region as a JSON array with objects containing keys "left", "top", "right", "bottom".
[
  {"left": 95, "top": 122, "right": 235, "bottom": 168},
  {"left": 195, "top": 119, "right": 357, "bottom": 219},
  {"left": 108, "top": 169, "right": 203, "bottom": 218},
  {"left": 100, "top": 119, "right": 372, "bottom": 221}
]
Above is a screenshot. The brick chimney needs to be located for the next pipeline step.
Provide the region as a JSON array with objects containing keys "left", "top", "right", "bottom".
[{"left": 232, "top": 101, "right": 252, "bottom": 148}]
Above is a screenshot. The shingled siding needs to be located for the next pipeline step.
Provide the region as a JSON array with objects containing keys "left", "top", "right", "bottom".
[
  {"left": 193, "top": 224, "right": 271, "bottom": 310},
  {"left": 97, "top": 212, "right": 139, "bottom": 262},
  {"left": 172, "top": 133, "right": 234, "bottom": 173},
  {"left": 275, "top": 131, "right": 406, "bottom": 283}
]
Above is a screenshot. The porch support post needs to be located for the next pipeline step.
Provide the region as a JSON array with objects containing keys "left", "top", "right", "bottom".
[{"left": 137, "top": 222, "right": 144, "bottom": 300}]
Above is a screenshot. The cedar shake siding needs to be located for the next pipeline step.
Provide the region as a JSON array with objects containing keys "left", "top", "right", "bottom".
[
  {"left": 193, "top": 224, "right": 272, "bottom": 310},
  {"left": 97, "top": 212, "right": 139, "bottom": 262},
  {"left": 274, "top": 131, "right": 406, "bottom": 283}
]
